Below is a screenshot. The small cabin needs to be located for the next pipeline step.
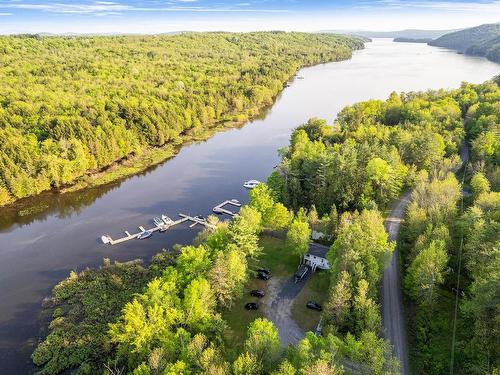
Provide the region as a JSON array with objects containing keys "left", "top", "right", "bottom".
[{"left": 302, "top": 242, "right": 330, "bottom": 271}]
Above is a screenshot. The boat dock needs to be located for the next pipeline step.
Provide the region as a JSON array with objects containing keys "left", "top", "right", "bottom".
[
  {"left": 101, "top": 199, "right": 241, "bottom": 246},
  {"left": 212, "top": 199, "right": 241, "bottom": 216}
]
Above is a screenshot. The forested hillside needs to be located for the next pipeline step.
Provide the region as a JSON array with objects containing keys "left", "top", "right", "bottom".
[
  {"left": 0, "top": 32, "right": 364, "bottom": 206},
  {"left": 32, "top": 78, "right": 498, "bottom": 375},
  {"left": 429, "top": 23, "right": 500, "bottom": 62},
  {"left": 267, "top": 77, "right": 499, "bottom": 374}
]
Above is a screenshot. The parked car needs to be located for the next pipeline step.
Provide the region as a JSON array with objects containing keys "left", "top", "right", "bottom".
[
  {"left": 245, "top": 302, "right": 259, "bottom": 310},
  {"left": 306, "top": 301, "right": 322, "bottom": 311},
  {"left": 257, "top": 271, "right": 271, "bottom": 280},
  {"left": 250, "top": 290, "right": 265, "bottom": 298},
  {"left": 294, "top": 264, "right": 309, "bottom": 283},
  {"left": 257, "top": 268, "right": 271, "bottom": 275}
]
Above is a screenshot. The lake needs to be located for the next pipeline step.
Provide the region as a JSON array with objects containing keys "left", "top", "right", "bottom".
[{"left": 0, "top": 38, "right": 498, "bottom": 374}]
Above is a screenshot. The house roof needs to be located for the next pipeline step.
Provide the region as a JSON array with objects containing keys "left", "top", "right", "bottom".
[{"left": 307, "top": 242, "right": 329, "bottom": 258}]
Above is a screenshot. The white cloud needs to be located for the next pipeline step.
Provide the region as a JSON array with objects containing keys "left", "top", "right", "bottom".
[
  {"left": 1, "top": 1, "right": 289, "bottom": 15},
  {"left": 374, "top": 0, "right": 500, "bottom": 13}
]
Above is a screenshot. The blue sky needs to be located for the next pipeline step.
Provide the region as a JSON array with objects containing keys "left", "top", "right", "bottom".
[{"left": 0, "top": 0, "right": 499, "bottom": 34}]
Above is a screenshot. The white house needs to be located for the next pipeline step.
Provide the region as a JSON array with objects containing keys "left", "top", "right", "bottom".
[{"left": 303, "top": 242, "right": 330, "bottom": 271}]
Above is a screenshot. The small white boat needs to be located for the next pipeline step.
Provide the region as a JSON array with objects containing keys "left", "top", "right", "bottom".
[
  {"left": 153, "top": 217, "right": 164, "bottom": 227},
  {"left": 137, "top": 230, "right": 153, "bottom": 240},
  {"left": 243, "top": 180, "right": 261, "bottom": 189},
  {"left": 162, "top": 215, "right": 174, "bottom": 226},
  {"left": 101, "top": 235, "right": 110, "bottom": 244}
]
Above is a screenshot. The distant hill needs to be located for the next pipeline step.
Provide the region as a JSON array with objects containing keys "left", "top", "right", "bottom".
[
  {"left": 321, "top": 29, "right": 457, "bottom": 39},
  {"left": 394, "top": 37, "right": 433, "bottom": 43},
  {"left": 429, "top": 23, "right": 500, "bottom": 62}
]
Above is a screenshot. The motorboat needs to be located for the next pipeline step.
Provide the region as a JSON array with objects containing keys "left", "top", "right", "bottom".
[
  {"left": 212, "top": 207, "right": 224, "bottom": 214},
  {"left": 153, "top": 217, "right": 164, "bottom": 227},
  {"left": 161, "top": 215, "right": 174, "bottom": 226},
  {"left": 137, "top": 230, "right": 152, "bottom": 240},
  {"left": 101, "top": 235, "right": 110, "bottom": 244},
  {"left": 243, "top": 180, "right": 261, "bottom": 189}
]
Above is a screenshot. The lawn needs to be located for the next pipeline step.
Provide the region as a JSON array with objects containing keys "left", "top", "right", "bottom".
[
  {"left": 256, "top": 235, "right": 299, "bottom": 277},
  {"left": 291, "top": 271, "right": 330, "bottom": 333},
  {"left": 222, "top": 235, "right": 297, "bottom": 359},
  {"left": 222, "top": 277, "right": 266, "bottom": 360}
]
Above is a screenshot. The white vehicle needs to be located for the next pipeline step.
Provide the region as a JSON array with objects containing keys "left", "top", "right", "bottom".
[{"left": 243, "top": 180, "right": 261, "bottom": 189}]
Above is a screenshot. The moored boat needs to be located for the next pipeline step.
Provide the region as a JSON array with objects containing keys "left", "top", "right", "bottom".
[
  {"left": 162, "top": 215, "right": 174, "bottom": 226},
  {"left": 153, "top": 217, "right": 164, "bottom": 227},
  {"left": 137, "top": 230, "right": 152, "bottom": 240},
  {"left": 243, "top": 180, "right": 261, "bottom": 189}
]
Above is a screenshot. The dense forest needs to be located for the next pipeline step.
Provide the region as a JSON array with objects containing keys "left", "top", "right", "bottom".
[
  {"left": 399, "top": 78, "right": 499, "bottom": 374},
  {"left": 33, "top": 78, "right": 498, "bottom": 375},
  {"left": 267, "top": 78, "right": 499, "bottom": 374},
  {"left": 0, "top": 32, "right": 365, "bottom": 207},
  {"left": 429, "top": 23, "right": 500, "bottom": 63}
]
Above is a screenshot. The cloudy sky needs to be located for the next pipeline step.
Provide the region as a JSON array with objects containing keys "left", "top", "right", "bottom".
[{"left": 0, "top": 0, "right": 499, "bottom": 34}]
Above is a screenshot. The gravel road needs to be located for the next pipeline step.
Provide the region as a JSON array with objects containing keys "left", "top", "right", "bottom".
[{"left": 382, "top": 193, "right": 411, "bottom": 375}]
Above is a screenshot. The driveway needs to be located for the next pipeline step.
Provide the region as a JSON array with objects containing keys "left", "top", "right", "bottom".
[{"left": 261, "top": 273, "right": 311, "bottom": 347}]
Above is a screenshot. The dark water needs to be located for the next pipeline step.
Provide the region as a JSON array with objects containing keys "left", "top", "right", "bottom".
[{"left": 0, "top": 39, "right": 498, "bottom": 374}]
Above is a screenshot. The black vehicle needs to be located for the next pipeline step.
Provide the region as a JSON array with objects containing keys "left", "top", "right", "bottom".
[
  {"left": 294, "top": 264, "right": 309, "bottom": 283},
  {"left": 257, "top": 268, "right": 271, "bottom": 275},
  {"left": 306, "top": 301, "right": 322, "bottom": 311},
  {"left": 250, "top": 290, "right": 265, "bottom": 298},
  {"left": 245, "top": 302, "right": 259, "bottom": 310},
  {"left": 257, "top": 271, "right": 271, "bottom": 280}
]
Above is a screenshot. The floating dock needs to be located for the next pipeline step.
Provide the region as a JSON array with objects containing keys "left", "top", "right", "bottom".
[
  {"left": 101, "top": 216, "right": 190, "bottom": 245},
  {"left": 179, "top": 214, "right": 217, "bottom": 229},
  {"left": 101, "top": 199, "right": 241, "bottom": 246},
  {"left": 212, "top": 199, "right": 241, "bottom": 216}
]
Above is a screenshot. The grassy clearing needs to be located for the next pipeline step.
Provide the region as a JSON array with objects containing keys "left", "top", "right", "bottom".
[
  {"left": 291, "top": 271, "right": 330, "bottom": 333},
  {"left": 221, "top": 277, "right": 266, "bottom": 360},
  {"left": 222, "top": 235, "right": 297, "bottom": 359},
  {"left": 256, "top": 235, "right": 298, "bottom": 277}
]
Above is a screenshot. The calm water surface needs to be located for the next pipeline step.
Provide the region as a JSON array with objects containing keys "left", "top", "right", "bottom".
[{"left": 0, "top": 39, "right": 498, "bottom": 373}]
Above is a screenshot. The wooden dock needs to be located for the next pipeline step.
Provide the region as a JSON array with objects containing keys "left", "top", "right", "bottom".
[
  {"left": 101, "top": 216, "right": 190, "bottom": 245},
  {"left": 212, "top": 199, "right": 241, "bottom": 216},
  {"left": 179, "top": 214, "right": 216, "bottom": 229},
  {"left": 101, "top": 199, "right": 241, "bottom": 246}
]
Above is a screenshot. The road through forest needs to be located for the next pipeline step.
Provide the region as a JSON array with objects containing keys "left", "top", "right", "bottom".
[
  {"left": 382, "top": 193, "right": 411, "bottom": 375},
  {"left": 382, "top": 142, "right": 470, "bottom": 375}
]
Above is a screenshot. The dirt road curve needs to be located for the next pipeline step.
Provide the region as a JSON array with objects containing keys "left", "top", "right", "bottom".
[{"left": 382, "top": 193, "right": 411, "bottom": 375}]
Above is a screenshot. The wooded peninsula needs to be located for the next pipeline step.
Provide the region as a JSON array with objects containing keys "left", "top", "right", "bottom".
[{"left": 0, "top": 32, "right": 365, "bottom": 207}]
